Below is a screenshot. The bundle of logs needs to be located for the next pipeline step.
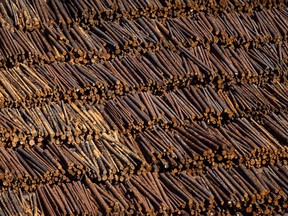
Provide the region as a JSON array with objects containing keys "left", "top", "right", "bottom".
[
  {"left": 0, "top": 110, "right": 287, "bottom": 192},
  {"left": 103, "top": 82, "right": 288, "bottom": 131},
  {"left": 0, "top": 0, "right": 286, "bottom": 31},
  {"left": 0, "top": 0, "right": 287, "bottom": 215},
  {"left": 1, "top": 165, "right": 288, "bottom": 215},
  {"left": 0, "top": 7, "right": 287, "bottom": 68},
  {"left": 0, "top": 81, "right": 287, "bottom": 147},
  {"left": 0, "top": 43, "right": 287, "bottom": 108}
]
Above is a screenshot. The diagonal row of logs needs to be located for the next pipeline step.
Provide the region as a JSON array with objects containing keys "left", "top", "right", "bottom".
[
  {"left": 0, "top": 42, "right": 287, "bottom": 109},
  {"left": 0, "top": 134, "right": 148, "bottom": 191},
  {"left": 0, "top": 81, "right": 287, "bottom": 148},
  {"left": 0, "top": 0, "right": 285, "bottom": 31},
  {"left": 103, "top": 82, "right": 288, "bottom": 132},
  {"left": 0, "top": 8, "right": 287, "bottom": 67},
  {"left": 1, "top": 164, "right": 288, "bottom": 215},
  {"left": 0, "top": 108, "right": 286, "bottom": 191},
  {"left": 134, "top": 114, "right": 288, "bottom": 171}
]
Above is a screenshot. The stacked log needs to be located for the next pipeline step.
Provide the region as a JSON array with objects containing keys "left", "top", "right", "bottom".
[
  {"left": 0, "top": 0, "right": 285, "bottom": 30},
  {"left": 0, "top": 42, "right": 286, "bottom": 108},
  {"left": 0, "top": 8, "right": 287, "bottom": 67},
  {"left": 0, "top": 111, "right": 287, "bottom": 193},
  {"left": 1, "top": 164, "right": 288, "bottom": 215},
  {"left": 103, "top": 82, "right": 288, "bottom": 131},
  {"left": 0, "top": 0, "right": 287, "bottom": 215}
]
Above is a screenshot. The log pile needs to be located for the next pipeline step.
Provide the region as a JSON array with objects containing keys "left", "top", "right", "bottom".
[
  {"left": 0, "top": 0, "right": 287, "bottom": 215},
  {"left": 0, "top": 0, "right": 285, "bottom": 30},
  {"left": 0, "top": 43, "right": 287, "bottom": 108},
  {"left": 103, "top": 82, "right": 288, "bottom": 131},
  {"left": 1, "top": 165, "right": 288, "bottom": 215},
  {"left": 1, "top": 112, "right": 287, "bottom": 192},
  {"left": 0, "top": 81, "right": 286, "bottom": 147},
  {"left": 0, "top": 7, "right": 287, "bottom": 67}
]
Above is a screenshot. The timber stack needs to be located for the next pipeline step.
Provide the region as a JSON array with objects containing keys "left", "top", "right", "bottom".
[{"left": 0, "top": 0, "right": 287, "bottom": 215}]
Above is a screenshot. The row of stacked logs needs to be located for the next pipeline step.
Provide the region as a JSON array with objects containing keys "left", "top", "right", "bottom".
[
  {"left": 0, "top": 111, "right": 286, "bottom": 192},
  {"left": 0, "top": 0, "right": 286, "bottom": 30},
  {"left": 0, "top": 8, "right": 287, "bottom": 67},
  {"left": 103, "top": 82, "right": 288, "bottom": 131},
  {"left": 0, "top": 43, "right": 287, "bottom": 108},
  {"left": 0, "top": 82, "right": 287, "bottom": 147},
  {"left": 1, "top": 165, "right": 288, "bottom": 215}
]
